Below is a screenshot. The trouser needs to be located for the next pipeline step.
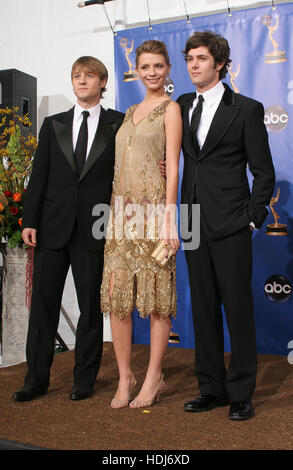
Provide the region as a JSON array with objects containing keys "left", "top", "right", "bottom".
[
  {"left": 24, "top": 226, "right": 104, "bottom": 390},
  {"left": 185, "top": 225, "right": 257, "bottom": 401}
]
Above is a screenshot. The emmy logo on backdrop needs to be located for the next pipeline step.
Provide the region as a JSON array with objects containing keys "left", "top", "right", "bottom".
[
  {"left": 228, "top": 63, "right": 240, "bottom": 93},
  {"left": 120, "top": 38, "right": 139, "bottom": 82},
  {"left": 266, "top": 188, "right": 288, "bottom": 236},
  {"left": 262, "top": 15, "right": 287, "bottom": 64}
]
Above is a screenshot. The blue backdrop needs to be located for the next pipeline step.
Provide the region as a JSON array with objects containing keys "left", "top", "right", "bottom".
[{"left": 113, "top": 3, "right": 293, "bottom": 356}]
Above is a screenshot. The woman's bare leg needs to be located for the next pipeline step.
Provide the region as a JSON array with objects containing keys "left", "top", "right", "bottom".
[
  {"left": 109, "top": 273, "right": 135, "bottom": 405},
  {"left": 130, "top": 312, "right": 171, "bottom": 405}
]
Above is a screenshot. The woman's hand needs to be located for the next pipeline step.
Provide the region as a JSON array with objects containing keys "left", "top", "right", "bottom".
[
  {"left": 158, "top": 160, "right": 166, "bottom": 178},
  {"left": 160, "top": 208, "right": 180, "bottom": 257}
]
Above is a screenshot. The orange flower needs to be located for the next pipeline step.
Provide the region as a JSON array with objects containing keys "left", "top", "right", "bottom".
[
  {"left": 18, "top": 218, "right": 22, "bottom": 227},
  {"left": 13, "top": 193, "right": 22, "bottom": 202},
  {"left": 0, "top": 203, "right": 4, "bottom": 211}
]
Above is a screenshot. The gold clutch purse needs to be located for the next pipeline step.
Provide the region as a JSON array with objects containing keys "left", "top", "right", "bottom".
[{"left": 151, "top": 240, "right": 174, "bottom": 267}]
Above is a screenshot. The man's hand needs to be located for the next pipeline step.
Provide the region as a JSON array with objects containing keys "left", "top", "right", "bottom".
[
  {"left": 22, "top": 228, "right": 37, "bottom": 247},
  {"left": 158, "top": 160, "right": 166, "bottom": 178}
]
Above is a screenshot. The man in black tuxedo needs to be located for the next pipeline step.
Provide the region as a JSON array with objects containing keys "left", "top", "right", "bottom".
[
  {"left": 178, "top": 31, "right": 275, "bottom": 420},
  {"left": 12, "top": 56, "right": 124, "bottom": 402}
]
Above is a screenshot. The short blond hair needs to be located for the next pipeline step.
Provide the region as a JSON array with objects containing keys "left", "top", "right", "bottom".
[{"left": 71, "top": 56, "right": 108, "bottom": 98}]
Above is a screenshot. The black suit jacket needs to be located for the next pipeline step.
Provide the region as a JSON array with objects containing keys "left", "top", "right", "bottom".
[
  {"left": 178, "top": 84, "right": 275, "bottom": 240},
  {"left": 22, "top": 106, "right": 124, "bottom": 251}
]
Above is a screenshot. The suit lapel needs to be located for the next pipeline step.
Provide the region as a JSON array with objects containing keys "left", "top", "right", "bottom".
[
  {"left": 79, "top": 107, "right": 115, "bottom": 181},
  {"left": 198, "top": 84, "right": 240, "bottom": 162},
  {"left": 182, "top": 94, "right": 198, "bottom": 162},
  {"left": 52, "top": 108, "right": 77, "bottom": 175}
]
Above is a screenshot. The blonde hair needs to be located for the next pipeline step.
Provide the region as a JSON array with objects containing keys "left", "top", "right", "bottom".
[
  {"left": 135, "top": 40, "right": 170, "bottom": 67},
  {"left": 71, "top": 56, "right": 108, "bottom": 98}
]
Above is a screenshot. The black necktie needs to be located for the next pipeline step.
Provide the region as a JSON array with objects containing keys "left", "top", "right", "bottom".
[
  {"left": 190, "top": 94, "right": 204, "bottom": 151},
  {"left": 75, "top": 110, "right": 89, "bottom": 176}
]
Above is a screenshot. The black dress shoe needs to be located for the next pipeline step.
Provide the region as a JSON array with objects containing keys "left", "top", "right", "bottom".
[
  {"left": 70, "top": 388, "right": 92, "bottom": 401},
  {"left": 184, "top": 393, "right": 229, "bottom": 412},
  {"left": 228, "top": 400, "right": 255, "bottom": 420},
  {"left": 12, "top": 385, "right": 48, "bottom": 402}
]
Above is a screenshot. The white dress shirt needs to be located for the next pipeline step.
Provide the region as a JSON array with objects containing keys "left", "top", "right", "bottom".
[
  {"left": 188, "top": 80, "right": 225, "bottom": 149},
  {"left": 73, "top": 103, "right": 101, "bottom": 159}
]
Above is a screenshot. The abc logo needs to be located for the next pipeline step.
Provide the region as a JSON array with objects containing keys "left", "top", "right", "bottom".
[
  {"left": 264, "top": 106, "right": 288, "bottom": 133},
  {"left": 164, "top": 77, "right": 175, "bottom": 97},
  {"left": 264, "top": 275, "right": 292, "bottom": 303}
]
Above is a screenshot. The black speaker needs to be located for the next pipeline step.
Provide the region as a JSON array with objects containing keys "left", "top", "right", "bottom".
[{"left": 0, "top": 69, "right": 37, "bottom": 136}]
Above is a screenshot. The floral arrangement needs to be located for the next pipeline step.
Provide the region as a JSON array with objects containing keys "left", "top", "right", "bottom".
[{"left": 0, "top": 107, "right": 37, "bottom": 249}]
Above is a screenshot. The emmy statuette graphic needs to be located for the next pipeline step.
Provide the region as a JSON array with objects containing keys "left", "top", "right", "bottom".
[
  {"left": 120, "top": 38, "right": 138, "bottom": 82},
  {"left": 266, "top": 188, "right": 288, "bottom": 236},
  {"left": 262, "top": 15, "right": 287, "bottom": 64},
  {"left": 228, "top": 63, "right": 240, "bottom": 93}
]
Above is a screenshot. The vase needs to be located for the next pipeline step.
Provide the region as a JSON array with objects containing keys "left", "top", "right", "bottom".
[{"left": 1, "top": 245, "right": 29, "bottom": 365}]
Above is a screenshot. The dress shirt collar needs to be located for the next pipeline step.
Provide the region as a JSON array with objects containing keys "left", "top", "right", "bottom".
[
  {"left": 196, "top": 80, "right": 225, "bottom": 108},
  {"left": 74, "top": 102, "right": 101, "bottom": 121}
]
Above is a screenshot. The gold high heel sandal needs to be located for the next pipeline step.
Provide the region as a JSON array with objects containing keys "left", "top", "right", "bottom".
[
  {"left": 129, "top": 375, "right": 165, "bottom": 409},
  {"left": 111, "top": 378, "right": 137, "bottom": 409}
]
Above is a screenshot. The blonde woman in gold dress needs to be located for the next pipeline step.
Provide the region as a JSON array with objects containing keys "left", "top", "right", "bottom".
[{"left": 100, "top": 40, "right": 182, "bottom": 408}]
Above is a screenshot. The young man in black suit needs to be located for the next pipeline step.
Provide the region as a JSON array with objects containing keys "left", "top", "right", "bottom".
[
  {"left": 178, "top": 31, "right": 275, "bottom": 420},
  {"left": 12, "top": 57, "right": 124, "bottom": 402}
]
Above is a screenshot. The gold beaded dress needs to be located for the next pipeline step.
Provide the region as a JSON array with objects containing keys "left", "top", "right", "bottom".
[{"left": 100, "top": 99, "right": 177, "bottom": 320}]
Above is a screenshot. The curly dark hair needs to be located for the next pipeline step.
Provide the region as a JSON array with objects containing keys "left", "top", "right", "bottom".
[{"left": 183, "top": 30, "right": 231, "bottom": 79}]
